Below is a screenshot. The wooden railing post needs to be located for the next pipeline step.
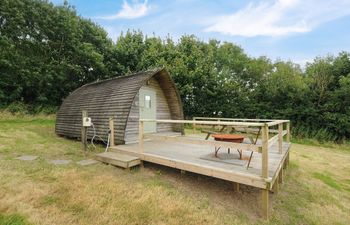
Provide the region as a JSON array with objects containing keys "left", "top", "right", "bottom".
[
  {"left": 261, "top": 123, "right": 269, "bottom": 219},
  {"left": 109, "top": 117, "right": 115, "bottom": 147},
  {"left": 139, "top": 120, "right": 144, "bottom": 155},
  {"left": 278, "top": 122, "right": 283, "bottom": 154},
  {"left": 261, "top": 123, "right": 269, "bottom": 178},
  {"left": 286, "top": 121, "right": 291, "bottom": 143}
]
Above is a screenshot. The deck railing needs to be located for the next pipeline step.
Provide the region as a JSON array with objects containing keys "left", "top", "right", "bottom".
[{"left": 139, "top": 118, "right": 290, "bottom": 180}]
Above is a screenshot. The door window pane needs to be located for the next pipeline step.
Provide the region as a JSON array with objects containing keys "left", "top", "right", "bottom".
[{"left": 145, "top": 95, "right": 151, "bottom": 108}]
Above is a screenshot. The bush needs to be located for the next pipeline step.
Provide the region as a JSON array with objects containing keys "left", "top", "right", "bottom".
[
  {"left": 5, "top": 102, "right": 29, "bottom": 114},
  {"left": 1, "top": 102, "right": 58, "bottom": 115},
  {"left": 31, "top": 105, "right": 58, "bottom": 114}
]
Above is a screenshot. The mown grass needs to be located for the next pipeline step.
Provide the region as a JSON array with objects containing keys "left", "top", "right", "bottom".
[
  {"left": 0, "top": 213, "right": 32, "bottom": 225},
  {"left": 312, "top": 172, "right": 343, "bottom": 191},
  {"left": 0, "top": 115, "right": 350, "bottom": 224}
]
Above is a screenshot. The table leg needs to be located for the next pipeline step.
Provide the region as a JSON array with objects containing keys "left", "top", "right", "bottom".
[
  {"left": 247, "top": 151, "right": 254, "bottom": 169},
  {"left": 228, "top": 148, "right": 231, "bottom": 154},
  {"left": 215, "top": 146, "right": 221, "bottom": 157},
  {"left": 236, "top": 149, "right": 242, "bottom": 159},
  {"left": 205, "top": 133, "right": 211, "bottom": 140}
]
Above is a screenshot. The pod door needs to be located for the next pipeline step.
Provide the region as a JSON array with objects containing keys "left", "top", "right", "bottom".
[{"left": 139, "top": 88, "right": 156, "bottom": 133}]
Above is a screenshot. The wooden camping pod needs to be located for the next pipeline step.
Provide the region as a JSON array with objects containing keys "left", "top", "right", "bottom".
[{"left": 55, "top": 68, "right": 184, "bottom": 144}]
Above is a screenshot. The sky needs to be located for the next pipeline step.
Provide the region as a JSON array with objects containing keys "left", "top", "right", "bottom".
[{"left": 51, "top": 0, "right": 350, "bottom": 66}]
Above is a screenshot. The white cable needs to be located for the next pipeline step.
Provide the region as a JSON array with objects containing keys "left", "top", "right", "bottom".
[
  {"left": 105, "top": 132, "right": 110, "bottom": 152},
  {"left": 91, "top": 122, "right": 97, "bottom": 149},
  {"left": 90, "top": 122, "right": 109, "bottom": 150}
]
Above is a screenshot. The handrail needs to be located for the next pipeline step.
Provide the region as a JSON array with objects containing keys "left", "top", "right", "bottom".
[
  {"left": 140, "top": 119, "right": 265, "bottom": 127},
  {"left": 268, "top": 130, "right": 287, "bottom": 148},
  {"left": 266, "top": 120, "right": 289, "bottom": 127},
  {"left": 193, "top": 117, "right": 275, "bottom": 122},
  {"left": 192, "top": 117, "right": 289, "bottom": 127}
]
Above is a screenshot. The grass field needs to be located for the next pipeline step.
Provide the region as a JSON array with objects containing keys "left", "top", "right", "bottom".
[{"left": 0, "top": 115, "right": 350, "bottom": 225}]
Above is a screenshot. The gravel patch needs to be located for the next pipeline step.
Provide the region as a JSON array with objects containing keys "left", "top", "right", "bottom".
[
  {"left": 15, "top": 155, "right": 39, "bottom": 161},
  {"left": 77, "top": 159, "right": 99, "bottom": 166},
  {"left": 49, "top": 159, "right": 71, "bottom": 165}
]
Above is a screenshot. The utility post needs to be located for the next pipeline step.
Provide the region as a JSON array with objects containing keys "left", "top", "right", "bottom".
[{"left": 81, "top": 110, "right": 88, "bottom": 157}]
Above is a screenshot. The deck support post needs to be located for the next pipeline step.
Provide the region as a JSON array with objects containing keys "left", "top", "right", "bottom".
[
  {"left": 272, "top": 179, "right": 279, "bottom": 193},
  {"left": 261, "top": 123, "right": 269, "bottom": 219},
  {"left": 286, "top": 121, "right": 291, "bottom": 143},
  {"left": 140, "top": 161, "right": 144, "bottom": 170},
  {"left": 279, "top": 168, "right": 284, "bottom": 184},
  {"left": 261, "top": 189, "right": 269, "bottom": 219},
  {"left": 278, "top": 123, "right": 283, "bottom": 154},
  {"left": 109, "top": 117, "right": 115, "bottom": 147},
  {"left": 139, "top": 120, "right": 144, "bottom": 159},
  {"left": 233, "top": 182, "right": 240, "bottom": 192},
  {"left": 81, "top": 110, "right": 88, "bottom": 157}
]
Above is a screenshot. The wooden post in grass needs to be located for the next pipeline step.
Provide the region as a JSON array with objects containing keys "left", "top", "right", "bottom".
[
  {"left": 261, "top": 123, "right": 269, "bottom": 219},
  {"left": 81, "top": 110, "right": 88, "bottom": 156},
  {"left": 233, "top": 182, "right": 240, "bottom": 192},
  {"left": 261, "top": 189, "right": 269, "bottom": 220},
  {"left": 109, "top": 117, "right": 115, "bottom": 147}
]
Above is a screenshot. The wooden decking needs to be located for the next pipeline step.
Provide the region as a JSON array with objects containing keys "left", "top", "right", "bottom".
[
  {"left": 108, "top": 118, "right": 291, "bottom": 219},
  {"left": 110, "top": 136, "right": 290, "bottom": 189}
]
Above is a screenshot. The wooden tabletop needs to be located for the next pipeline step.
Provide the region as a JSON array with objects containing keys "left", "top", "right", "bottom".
[{"left": 212, "top": 134, "right": 245, "bottom": 143}]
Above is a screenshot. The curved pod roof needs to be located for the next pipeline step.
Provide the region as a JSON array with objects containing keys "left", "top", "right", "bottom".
[{"left": 55, "top": 68, "right": 184, "bottom": 144}]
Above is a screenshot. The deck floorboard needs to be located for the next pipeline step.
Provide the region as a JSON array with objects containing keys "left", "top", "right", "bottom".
[{"left": 111, "top": 136, "right": 290, "bottom": 189}]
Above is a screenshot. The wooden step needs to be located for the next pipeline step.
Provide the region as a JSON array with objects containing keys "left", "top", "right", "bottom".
[{"left": 95, "top": 152, "right": 141, "bottom": 169}]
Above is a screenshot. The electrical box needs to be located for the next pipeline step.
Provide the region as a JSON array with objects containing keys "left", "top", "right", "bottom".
[{"left": 83, "top": 117, "right": 92, "bottom": 127}]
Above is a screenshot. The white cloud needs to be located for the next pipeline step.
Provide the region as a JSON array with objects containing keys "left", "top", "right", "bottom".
[
  {"left": 205, "top": 0, "right": 350, "bottom": 37},
  {"left": 98, "top": 0, "right": 149, "bottom": 20}
]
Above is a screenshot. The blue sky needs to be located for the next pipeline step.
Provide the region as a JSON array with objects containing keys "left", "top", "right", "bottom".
[{"left": 51, "top": 0, "right": 350, "bottom": 66}]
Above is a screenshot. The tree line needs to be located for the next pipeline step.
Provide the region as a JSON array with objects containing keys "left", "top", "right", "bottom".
[{"left": 1, "top": 0, "right": 349, "bottom": 142}]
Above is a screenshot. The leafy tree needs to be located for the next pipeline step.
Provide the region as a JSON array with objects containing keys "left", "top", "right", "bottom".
[
  {"left": 0, "top": 0, "right": 349, "bottom": 141},
  {"left": 0, "top": 0, "right": 113, "bottom": 107}
]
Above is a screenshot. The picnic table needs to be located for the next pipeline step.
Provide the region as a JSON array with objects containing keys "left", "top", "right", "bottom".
[
  {"left": 211, "top": 128, "right": 261, "bottom": 169},
  {"left": 200, "top": 125, "right": 262, "bottom": 168},
  {"left": 212, "top": 134, "right": 245, "bottom": 158}
]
